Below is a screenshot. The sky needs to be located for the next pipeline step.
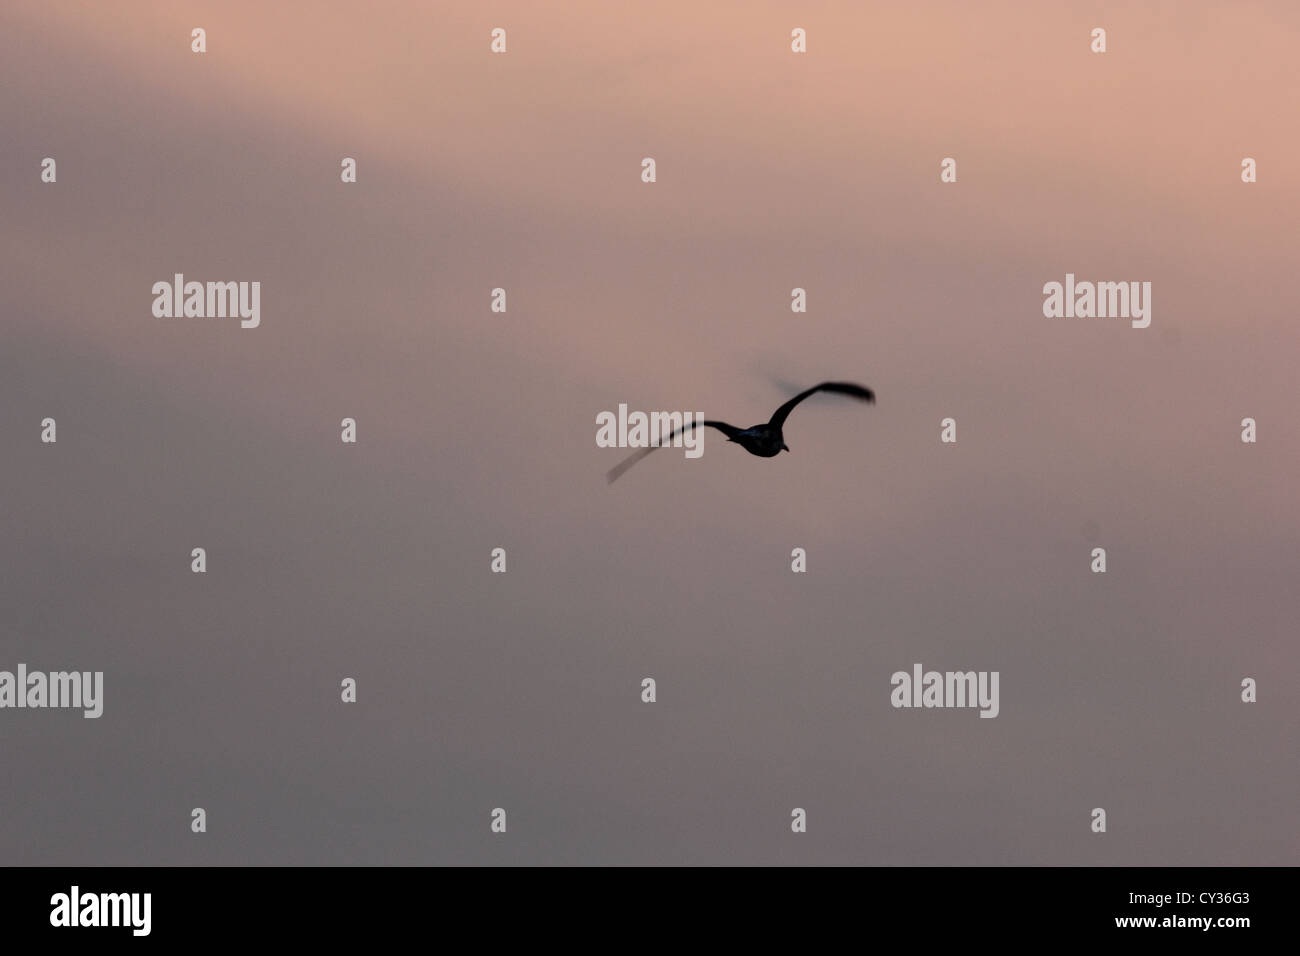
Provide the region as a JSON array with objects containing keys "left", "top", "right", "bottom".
[{"left": 1, "top": 0, "right": 1296, "bottom": 864}]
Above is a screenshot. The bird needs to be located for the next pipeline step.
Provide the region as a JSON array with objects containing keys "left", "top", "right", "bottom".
[{"left": 606, "top": 381, "right": 875, "bottom": 484}]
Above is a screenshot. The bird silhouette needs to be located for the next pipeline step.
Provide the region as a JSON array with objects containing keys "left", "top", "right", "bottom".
[{"left": 606, "top": 381, "right": 875, "bottom": 484}]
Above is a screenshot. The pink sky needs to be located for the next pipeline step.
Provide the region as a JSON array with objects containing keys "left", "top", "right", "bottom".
[{"left": 2, "top": 0, "right": 1296, "bottom": 864}]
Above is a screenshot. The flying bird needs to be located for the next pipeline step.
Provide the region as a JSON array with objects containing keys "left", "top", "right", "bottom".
[{"left": 606, "top": 381, "right": 875, "bottom": 484}]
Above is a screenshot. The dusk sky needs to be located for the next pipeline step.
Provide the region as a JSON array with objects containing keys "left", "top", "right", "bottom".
[{"left": 2, "top": 1, "right": 1296, "bottom": 864}]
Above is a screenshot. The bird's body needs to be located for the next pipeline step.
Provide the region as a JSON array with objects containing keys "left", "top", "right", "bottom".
[
  {"left": 606, "top": 381, "right": 874, "bottom": 483},
  {"left": 718, "top": 423, "right": 786, "bottom": 457}
]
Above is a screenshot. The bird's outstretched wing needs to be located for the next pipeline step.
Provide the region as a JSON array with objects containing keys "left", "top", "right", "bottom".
[
  {"left": 606, "top": 420, "right": 743, "bottom": 484},
  {"left": 767, "top": 381, "right": 874, "bottom": 428}
]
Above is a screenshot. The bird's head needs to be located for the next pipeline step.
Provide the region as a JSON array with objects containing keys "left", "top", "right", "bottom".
[{"left": 781, "top": 442, "right": 790, "bottom": 453}]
